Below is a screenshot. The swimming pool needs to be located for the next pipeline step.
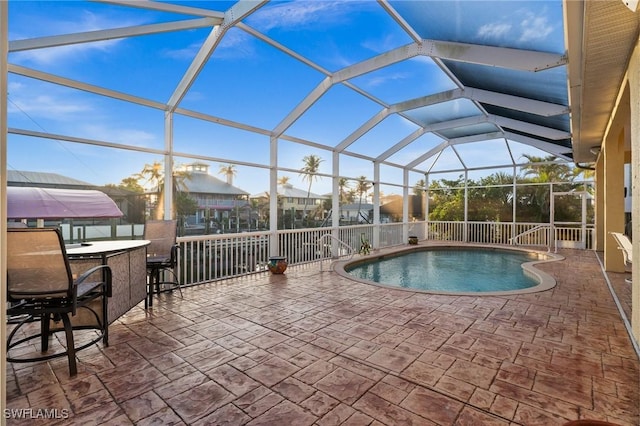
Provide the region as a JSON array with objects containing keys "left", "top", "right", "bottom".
[{"left": 338, "top": 245, "right": 560, "bottom": 295}]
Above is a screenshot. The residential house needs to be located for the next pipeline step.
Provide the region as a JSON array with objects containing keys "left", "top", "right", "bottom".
[
  {"left": 339, "top": 203, "right": 374, "bottom": 224},
  {"left": 251, "top": 183, "right": 329, "bottom": 228},
  {"left": 179, "top": 163, "right": 250, "bottom": 232}
]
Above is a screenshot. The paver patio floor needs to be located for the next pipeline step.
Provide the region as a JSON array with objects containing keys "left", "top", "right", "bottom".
[{"left": 5, "top": 247, "right": 639, "bottom": 425}]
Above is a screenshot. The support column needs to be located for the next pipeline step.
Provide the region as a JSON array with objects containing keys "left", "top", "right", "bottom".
[
  {"left": 603, "top": 129, "right": 626, "bottom": 272},
  {"left": 373, "top": 163, "right": 380, "bottom": 249},
  {"left": 463, "top": 170, "right": 469, "bottom": 242},
  {"left": 402, "top": 169, "right": 409, "bottom": 242},
  {"left": 269, "top": 137, "right": 279, "bottom": 257},
  {"left": 163, "top": 111, "right": 174, "bottom": 220},
  {"left": 331, "top": 152, "right": 340, "bottom": 257},
  {"left": 1, "top": 0, "right": 8, "bottom": 413},
  {"left": 594, "top": 154, "right": 605, "bottom": 251},
  {"left": 629, "top": 44, "right": 640, "bottom": 342}
]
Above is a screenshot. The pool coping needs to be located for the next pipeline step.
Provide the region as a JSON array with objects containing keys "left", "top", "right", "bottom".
[{"left": 332, "top": 242, "right": 564, "bottom": 296}]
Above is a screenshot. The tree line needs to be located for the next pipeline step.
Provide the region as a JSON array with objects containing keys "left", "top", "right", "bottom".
[{"left": 427, "top": 155, "right": 594, "bottom": 223}]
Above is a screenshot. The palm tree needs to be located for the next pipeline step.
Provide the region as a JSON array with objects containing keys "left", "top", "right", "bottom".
[
  {"left": 136, "top": 161, "right": 164, "bottom": 191},
  {"left": 136, "top": 162, "right": 165, "bottom": 219},
  {"left": 338, "top": 177, "right": 349, "bottom": 221},
  {"left": 338, "top": 178, "right": 349, "bottom": 203},
  {"left": 345, "top": 188, "right": 357, "bottom": 204},
  {"left": 519, "top": 154, "right": 573, "bottom": 222},
  {"left": 299, "top": 154, "right": 323, "bottom": 222},
  {"left": 277, "top": 176, "right": 290, "bottom": 186},
  {"left": 136, "top": 161, "right": 191, "bottom": 219},
  {"left": 218, "top": 164, "right": 237, "bottom": 185},
  {"left": 520, "top": 154, "right": 572, "bottom": 183},
  {"left": 413, "top": 179, "right": 425, "bottom": 196},
  {"left": 356, "top": 176, "right": 372, "bottom": 223}
]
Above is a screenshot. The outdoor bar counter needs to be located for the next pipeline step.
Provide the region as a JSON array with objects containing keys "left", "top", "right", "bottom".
[{"left": 66, "top": 240, "right": 150, "bottom": 323}]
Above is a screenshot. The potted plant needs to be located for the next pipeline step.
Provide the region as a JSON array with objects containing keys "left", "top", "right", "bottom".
[{"left": 267, "top": 256, "right": 288, "bottom": 274}]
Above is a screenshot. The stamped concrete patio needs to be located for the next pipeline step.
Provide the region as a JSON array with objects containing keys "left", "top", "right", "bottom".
[{"left": 5, "top": 247, "right": 640, "bottom": 425}]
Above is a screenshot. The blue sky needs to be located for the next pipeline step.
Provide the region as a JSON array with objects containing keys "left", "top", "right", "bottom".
[{"left": 6, "top": 0, "right": 567, "bottom": 196}]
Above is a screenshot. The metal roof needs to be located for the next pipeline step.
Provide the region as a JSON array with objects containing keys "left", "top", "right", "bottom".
[
  {"left": 5, "top": 1, "right": 638, "bottom": 181},
  {"left": 7, "top": 170, "right": 94, "bottom": 188},
  {"left": 183, "top": 172, "right": 249, "bottom": 196},
  {"left": 277, "top": 184, "right": 326, "bottom": 200}
]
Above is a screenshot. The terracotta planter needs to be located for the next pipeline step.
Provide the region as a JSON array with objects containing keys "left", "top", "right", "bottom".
[{"left": 267, "top": 256, "right": 288, "bottom": 274}]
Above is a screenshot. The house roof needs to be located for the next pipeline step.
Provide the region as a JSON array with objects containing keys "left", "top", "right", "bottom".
[
  {"left": 183, "top": 172, "right": 249, "bottom": 196},
  {"left": 8, "top": 170, "right": 94, "bottom": 188},
  {"left": 341, "top": 203, "right": 374, "bottom": 211},
  {"left": 251, "top": 184, "right": 328, "bottom": 199}
]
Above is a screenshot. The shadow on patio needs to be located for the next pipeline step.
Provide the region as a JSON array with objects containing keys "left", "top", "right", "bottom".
[{"left": 5, "top": 248, "right": 639, "bottom": 425}]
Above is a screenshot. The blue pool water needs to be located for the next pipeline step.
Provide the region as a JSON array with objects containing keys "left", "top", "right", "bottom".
[{"left": 345, "top": 248, "right": 540, "bottom": 293}]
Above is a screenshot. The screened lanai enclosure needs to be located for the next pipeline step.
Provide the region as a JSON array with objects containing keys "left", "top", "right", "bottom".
[
  {"left": 2, "top": 2, "right": 639, "bottom": 337},
  {"left": 3, "top": 0, "right": 593, "bottom": 246}
]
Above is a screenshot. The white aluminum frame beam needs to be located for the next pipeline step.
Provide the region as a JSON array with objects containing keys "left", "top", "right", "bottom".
[
  {"left": 273, "top": 44, "right": 421, "bottom": 137},
  {"left": 390, "top": 88, "right": 568, "bottom": 117},
  {"left": 448, "top": 132, "right": 506, "bottom": 146},
  {"left": 407, "top": 141, "right": 450, "bottom": 169},
  {"left": 464, "top": 88, "right": 569, "bottom": 117},
  {"left": 9, "top": 18, "right": 218, "bottom": 52},
  {"left": 335, "top": 109, "right": 391, "bottom": 152},
  {"left": 95, "top": 0, "right": 224, "bottom": 18},
  {"left": 9, "top": 64, "right": 166, "bottom": 110},
  {"left": 331, "top": 86, "right": 569, "bottom": 159},
  {"left": 376, "top": 128, "right": 425, "bottom": 162},
  {"left": 421, "top": 39, "right": 567, "bottom": 71},
  {"left": 504, "top": 131, "right": 573, "bottom": 159},
  {"left": 378, "top": 0, "right": 422, "bottom": 43},
  {"left": 491, "top": 116, "right": 571, "bottom": 140},
  {"left": 167, "top": 0, "right": 267, "bottom": 111}
]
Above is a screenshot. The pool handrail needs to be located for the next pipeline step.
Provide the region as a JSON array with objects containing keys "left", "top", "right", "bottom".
[{"left": 317, "top": 234, "right": 357, "bottom": 272}]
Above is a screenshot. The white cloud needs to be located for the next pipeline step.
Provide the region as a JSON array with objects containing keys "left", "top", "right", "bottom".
[
  {"left": 361, "top": 33, "right": 402, "bottom": 55},
  {"left": 80, "top": 124, "right": 157, "bottom": 147},
  {"left": 477, "top": 23, "right": 511, "bottom": 40},
  {"left": 162, "top": 42, "right": 202, "bottom": 61},
  {"left": 8, "top": 81, "right": 25, "bottom": 92},
  {"left": 365, "top": 71, "right": 411, "bottom": 88},
  {"left": 249, "top": 1, "right": 355, "bottom": 31},
  {"left": 11, "top": 40, "right": 118, "bottom": 66},
  {"left": 519, "top": 13, "right": 553, "bottom": 42},
  {"left": 216, "top": 30, "right": 257, "bottom": 59},
  {"left": 8, "top": 94, "right": 92, "bottom": 120}
]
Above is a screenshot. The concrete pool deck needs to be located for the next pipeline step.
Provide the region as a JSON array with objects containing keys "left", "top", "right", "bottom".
[{"left": 5, "top": 247, "right": 639, "bottom": 425}]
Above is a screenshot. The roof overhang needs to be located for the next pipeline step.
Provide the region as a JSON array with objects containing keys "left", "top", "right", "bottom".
[{"left": 565, "top": 0, "right": 640, "bottom": 163}]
